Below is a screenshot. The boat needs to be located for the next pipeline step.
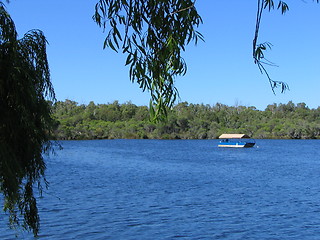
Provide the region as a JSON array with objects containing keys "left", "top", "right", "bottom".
[{"left": 218, "top": 134, "right": 255, "bottom": 148}]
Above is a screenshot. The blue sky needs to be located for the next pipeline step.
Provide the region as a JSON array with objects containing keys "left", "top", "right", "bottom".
[{"left": 6, "top": 0, "right": 320, "bottom": 110}]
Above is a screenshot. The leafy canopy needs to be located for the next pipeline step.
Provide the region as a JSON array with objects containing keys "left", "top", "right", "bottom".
[
  {"left": 1, "top": 0, "right": 319, "bottom": 237},
  {"left": 0, "top": 2, "right": 55, "bottom": 236},
  {"left": 93, "top": 0, "right": 203, "bottom": 121},
  {"left": 94, "top": 0, "right": 319, "bottom": 120}
]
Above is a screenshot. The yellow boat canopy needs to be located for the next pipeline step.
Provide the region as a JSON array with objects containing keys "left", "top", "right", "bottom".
[{"left": 219, "top": 134, "right": 251, "bottom": 139}]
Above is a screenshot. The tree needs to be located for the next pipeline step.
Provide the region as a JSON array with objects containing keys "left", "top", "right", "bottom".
[
  {"left": 93, "top": 0, "right": 203, "bottom": 121},
  {"left": 0, "top": 2, "right": 55, "bottom": 236},
  {"left": 93, "top": 0, "right": 319, "bottom": 121},
  {"left": 2, "top": 0, "right": 320, "bottom": 237}
]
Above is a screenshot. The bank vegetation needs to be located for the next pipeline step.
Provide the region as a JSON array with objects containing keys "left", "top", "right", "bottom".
[{"left": 51, "top": 100, "right": 320, "bottom": 140}]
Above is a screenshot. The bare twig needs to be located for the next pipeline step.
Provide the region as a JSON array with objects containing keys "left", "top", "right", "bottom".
[{"left": 170, "top": 1, "right": 196, "bottom": 15}]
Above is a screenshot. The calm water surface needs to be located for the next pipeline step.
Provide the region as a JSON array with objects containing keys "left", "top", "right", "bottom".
[{"left": 1, "top": 139, "right": 320, "bottom": 239}]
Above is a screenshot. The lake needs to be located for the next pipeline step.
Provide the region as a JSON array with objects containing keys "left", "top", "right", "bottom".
[{"left": 1, "top": 139, "right": 320, "bottom": 239}]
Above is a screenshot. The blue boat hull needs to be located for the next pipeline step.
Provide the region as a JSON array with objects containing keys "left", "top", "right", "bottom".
[{"left": 218, "top": 140, "right": 255, "bottom": 148}]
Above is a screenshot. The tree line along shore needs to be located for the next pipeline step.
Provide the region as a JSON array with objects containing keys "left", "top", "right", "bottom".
[{"left": 51, "top": 100, "right": 320, "bottom": 140}]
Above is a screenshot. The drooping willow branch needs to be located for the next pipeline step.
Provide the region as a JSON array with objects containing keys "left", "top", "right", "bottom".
[
  {"left": 94, "top": 0, "right": 203, "bottom": 122},
  {"left": 253, "top": 0, "right": 289, "bottom": 94}
]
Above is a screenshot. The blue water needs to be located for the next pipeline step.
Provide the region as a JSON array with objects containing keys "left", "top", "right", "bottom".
[{"left": 1, "top": 139, "right": 320, "bottom": 239}]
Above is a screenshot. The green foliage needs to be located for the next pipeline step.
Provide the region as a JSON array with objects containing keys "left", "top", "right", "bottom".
[
  {"left": 253, "top": 0, "right": 290, "bottom": 94},
  {"left": 93, "top": 0, "right": 203, "bottom": 121},
  {"left": 0, "top": 3, "right": 55, "bottom": 236},
  {"left": 93, "top": 0, "right": 320, "bottom": 121},
  {"left": 52, "top": 100, "right": 320, "bottom": 140},
  {"left": 1, "top": 0, "right": 319, "bottom": 237},
  {"left": 252, "top": 0, "right": 318, "bottom": 93}
]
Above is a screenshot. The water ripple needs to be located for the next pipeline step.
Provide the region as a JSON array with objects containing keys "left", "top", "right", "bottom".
[{"left": 1, "top": 140, "right": 320, "bottom": 239}]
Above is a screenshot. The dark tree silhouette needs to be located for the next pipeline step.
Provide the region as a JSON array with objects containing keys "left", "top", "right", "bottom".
[{"left": 0, "top": 2, "right": 55, "bottom": 236}]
